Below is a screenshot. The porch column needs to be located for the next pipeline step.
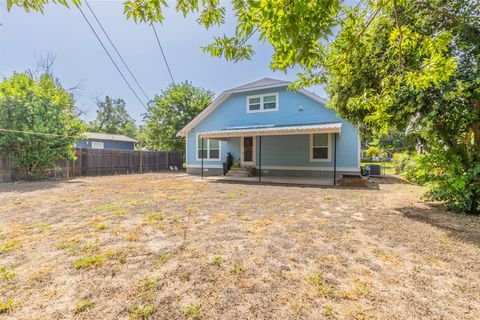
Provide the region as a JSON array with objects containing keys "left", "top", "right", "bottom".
[
  {"left": 258, "top": 135, "right": 262, "bottom": 182},
  {"left": 201, "top": 138, "right": 204, "bottom": 179},
  {"left": 333, "top": 133, "right": 337, "bottom": 186}
]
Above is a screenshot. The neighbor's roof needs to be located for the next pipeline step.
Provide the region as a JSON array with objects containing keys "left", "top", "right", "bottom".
[
  {"left": 197, "top": 122, "right": 342, "bottom": 139},
  {"left": 177, "top": 78, "right": 329, "bottom": 137},
  {"left": 82, "top": 132, "right": 137, "bottom": 143}
]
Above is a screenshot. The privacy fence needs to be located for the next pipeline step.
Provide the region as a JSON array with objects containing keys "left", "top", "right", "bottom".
[{"left": 0, "top": 148, "right": 183, "bottom": 182}]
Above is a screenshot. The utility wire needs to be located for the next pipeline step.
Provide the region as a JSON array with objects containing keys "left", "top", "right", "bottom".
[
  {"left": 151, "top": 24, "right": 175, "bottom": 85},
  {"left": 0, "top": 128, "right": 184, "bottom": 141},
  {"left": 0, "top": 128, "right": 76, "bottom": 137},
  {"left": 76, "top": 5, "right": 148, "bottom": 110},
  {"left": 84, "top": 0, "right": 150, "bottom": 102}
]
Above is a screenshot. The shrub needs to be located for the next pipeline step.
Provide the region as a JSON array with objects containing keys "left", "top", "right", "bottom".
[{"left": 365, "top": 146, "right": 380, "bottom": 158}]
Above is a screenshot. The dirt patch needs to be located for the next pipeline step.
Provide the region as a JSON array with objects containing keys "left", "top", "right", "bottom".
[{"left": 0, "top": 173, "right": 479, "bottom": 319}]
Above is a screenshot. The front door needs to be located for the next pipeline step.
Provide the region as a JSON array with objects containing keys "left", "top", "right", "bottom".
[{"left": 241, "top": 136, "right": 255, "bottom": 167}]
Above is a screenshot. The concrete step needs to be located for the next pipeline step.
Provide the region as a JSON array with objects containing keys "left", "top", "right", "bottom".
[
  {"left": 226, "top": 172, "right": 249, "bottom": 177},
  {"left": 228, "top": 167, "right": 247, "bottom": 171}
]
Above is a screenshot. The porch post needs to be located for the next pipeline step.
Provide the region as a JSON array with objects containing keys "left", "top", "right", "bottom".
[
  {"left": 201, "top": 137, "right": 204, "bottom": 179},
  {"left": 258, "top": 135, "right": 262, "bottom": 182},
  {"left": 333, "top": 133, "right": 337, "bottom": 186}
]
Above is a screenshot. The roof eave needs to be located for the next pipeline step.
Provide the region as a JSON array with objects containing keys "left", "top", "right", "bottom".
[{"left": 176, "top": 83, "right": 329, "bottom": 137}]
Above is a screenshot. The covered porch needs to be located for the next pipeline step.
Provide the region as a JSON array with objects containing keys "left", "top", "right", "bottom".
[
  {"left": 197, "top": 122, "right": 344, "bottom": 186},
  {"left": 203, "top": 175, "right": 335, "bottom": 186}
]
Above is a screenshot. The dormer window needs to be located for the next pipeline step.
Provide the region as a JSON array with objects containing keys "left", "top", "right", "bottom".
[{"left": 247, "top": 93, "right": 279, "bottom": 113}]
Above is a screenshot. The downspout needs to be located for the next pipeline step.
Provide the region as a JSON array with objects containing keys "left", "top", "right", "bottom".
[{"left": 201, "top": 137, "right": 204, "bottom": 179}]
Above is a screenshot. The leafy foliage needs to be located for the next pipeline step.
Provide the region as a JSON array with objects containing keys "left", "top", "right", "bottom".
[
  {"left": 142, "top": 81, "right": 213, "bottom": 152},
  {"left": 7, "top": 0, "right": 479, "bottom": 213},
  {"left": 88, "top": 96, "right": 137, "bottom": 139},
  {"left": 365, "top": 146, "right": 380, "bottom": 158},
  {"left": 0, "top": 73, "right": 84, "bottom": 180}
]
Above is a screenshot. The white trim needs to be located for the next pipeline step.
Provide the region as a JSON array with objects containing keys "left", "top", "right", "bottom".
[
  {"left": 195, "top": 133, "right": 221, "bottom": 161},
  {"left": 240, "top": 136, "right": 256, "bottom": 167},
  {"left": 91, "top": 141, "right": 104, "bottom": 149},
  {"left": 185, "top": 131, "right": 189, "bottom": 167},
  {"left": 357, "top": 132, "right": 361, "bottom": 169},
  {"left": 186, "top": 164, "right": 359, "bottom": 171},
  {"left": 177, "top": 82, "right": 330, "bottom": 137},
  {"left": 246, "top": 92, "right": 279, "bottom": 113},
  {"left": 259, "top": 165, "right": 360, "bottom": 172},
  {"left": 298, "top": 88, "right": 328, "bottom": 105},
  {"left": 309, "top": 133, "right": 332, "bottom": 162},
  {"left": 177, "top": 92, "right": 229, "bottom": 137},
  {"left": 187, "top": 164, "right": 224, "bottom": 168},
  {"left": 198, "top": 123, "right": 341, "bottom": 139}
]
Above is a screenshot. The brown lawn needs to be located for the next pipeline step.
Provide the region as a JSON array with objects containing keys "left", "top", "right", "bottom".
[{"left": 0, "top": 173, "right": 479, "bottom": 319}]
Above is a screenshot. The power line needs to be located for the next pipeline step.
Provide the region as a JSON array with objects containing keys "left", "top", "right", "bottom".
[
  {"left": 76, "top": 5, "right": 148, "bottom": 110},
  {"left": 84, "top": 0, "right": 150, "bottom": 102},
  {"left": 151, "top": 24, "right": 175, "bottom": 85},
  {"left": 0, "top": 128, "right": 77, "bottom": 138},
  {"left": 0, "top": 128, "right": 184, "bottom": 141}
]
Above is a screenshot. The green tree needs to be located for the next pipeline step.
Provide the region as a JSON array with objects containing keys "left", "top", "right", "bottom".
[
  {"left": 0, "top": 73, "right": 84, "bottom": 179},
  {"left": 142, "top": 82, "right": 213, "bottom": 152},
  {"left": 9, "top": 0, "right": 479, "bottom": 213},
  {"left": 88, "top": 96, "right": 137, "bottom": 138},
  {"left": 323, "top": 1, "right": 479, "bottom": 214}
]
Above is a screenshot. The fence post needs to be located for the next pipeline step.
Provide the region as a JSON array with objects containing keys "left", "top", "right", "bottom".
[
  {"left": 72, "top": 150, "right": 76, "bottom": 178},
  {"left": 111, "top": 151, "right": 115, "bottom": 175},
  {"left": 139, "top": 150, "right": 143, "bottom": 174},
  {"left": 165, "top": 151, "right": 169, "bottom": 170},
  {"left": 82, "top": 149, "right": 88, "bottom": 176}
]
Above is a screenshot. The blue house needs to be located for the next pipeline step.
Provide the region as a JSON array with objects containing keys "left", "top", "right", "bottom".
[
  {"left": 177, "top": 78, "right": 360, "bottom": 181},
  {"left": 76, "top": 132, "right": 137, "bottom": 150}
]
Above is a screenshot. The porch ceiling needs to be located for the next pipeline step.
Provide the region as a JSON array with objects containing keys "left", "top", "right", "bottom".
[{"left": 197, "top": 122, "right": 342, "bottom": 139}]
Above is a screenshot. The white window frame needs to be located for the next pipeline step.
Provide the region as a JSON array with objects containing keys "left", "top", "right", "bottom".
[
  {"left": 309, "top": 133, "right": 331, "bottom": 162},
  {"left": 91, "top": 141, "right": 104, "bottom": 149},
  {"left": 196, "top": 134, "right": 221, "bottom": 161},
  {"left": 246, "top": 92, "right": 279, "bottom": 113}
]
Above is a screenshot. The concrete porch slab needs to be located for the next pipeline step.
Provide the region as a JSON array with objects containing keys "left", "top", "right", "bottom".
[{"left": 204, "top": 175, "right": 335, "bottom": 186}]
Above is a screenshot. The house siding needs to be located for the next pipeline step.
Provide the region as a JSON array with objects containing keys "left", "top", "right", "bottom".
[
  {"left": 76, "top": 139, "right": 135, "bottom": 150},
  {"left": 186, "top": 86, "right": 360, "bottom": 174}
]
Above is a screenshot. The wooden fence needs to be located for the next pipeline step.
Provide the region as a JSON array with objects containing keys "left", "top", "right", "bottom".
[{"left": 0, "top": 148, "right": 183, "bottom": 182}]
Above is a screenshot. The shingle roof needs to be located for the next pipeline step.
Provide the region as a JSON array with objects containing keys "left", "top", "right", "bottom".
[
  {"left": 82, "top": 132, "right": 137, "bottom": 143},
  {"left": 226, "top": 78, "right": 291, "bottom": 92}
]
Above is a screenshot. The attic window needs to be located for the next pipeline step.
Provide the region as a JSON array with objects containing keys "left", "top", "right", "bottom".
[{"left": 247, "top": 93, "right": 279, "bottom": 113}]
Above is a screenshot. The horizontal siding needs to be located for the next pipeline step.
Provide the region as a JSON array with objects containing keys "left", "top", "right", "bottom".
[
  {"left": 186, "top": 87, "right": 359, "bottom": 169},
  {"left": 76, "top": 139, "right": 135, "bottom": 150}
]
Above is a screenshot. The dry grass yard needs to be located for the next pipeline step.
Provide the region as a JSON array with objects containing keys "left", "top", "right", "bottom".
[{"left": 0, "top": 173, "right": 479, "bottom": 319}]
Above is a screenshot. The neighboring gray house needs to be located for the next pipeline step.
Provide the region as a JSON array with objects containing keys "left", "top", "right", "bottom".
[{"left": 76, "top": 132, "right": 137, "bottom": 150}]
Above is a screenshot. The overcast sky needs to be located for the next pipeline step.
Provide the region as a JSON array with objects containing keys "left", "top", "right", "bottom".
[{"left": 0, "top": 0, "right": 327, "bottom": 123}]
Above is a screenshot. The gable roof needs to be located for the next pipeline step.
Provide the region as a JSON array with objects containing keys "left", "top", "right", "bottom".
[
  {"left": 82, "top": 132, "right": 137, "bottom": 143},
  {"left": 227, "top": 78, "right": 291, "bottom": 92},
  {"left": 177, "top": 78, "right": 329, "bottom": 137}
]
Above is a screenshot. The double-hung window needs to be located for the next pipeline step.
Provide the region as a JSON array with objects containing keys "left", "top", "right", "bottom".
[
  {"left": 197, "top": 137, "right": 220, "bottom": 160},
  {"left": 310, "top": 133, "right": 330, "bottom": 161},
  {"left": 247, "top": 93, "right": 278, "bottom": 113}
]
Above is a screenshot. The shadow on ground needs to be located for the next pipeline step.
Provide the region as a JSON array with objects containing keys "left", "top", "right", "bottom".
[
  {"left": 397, "top": 204, "right": 480, "bottom": 246},
  {"left": 0, "top": 178, "right": 83, "bottom": 193}
]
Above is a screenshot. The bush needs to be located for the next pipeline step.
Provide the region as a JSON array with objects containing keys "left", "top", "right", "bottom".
[
  {"left": 394, "top": 150, "right": 480, "bottom": 214},
  {"left": 365, "top": 146, "right": 380, "bottom": 158}
]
